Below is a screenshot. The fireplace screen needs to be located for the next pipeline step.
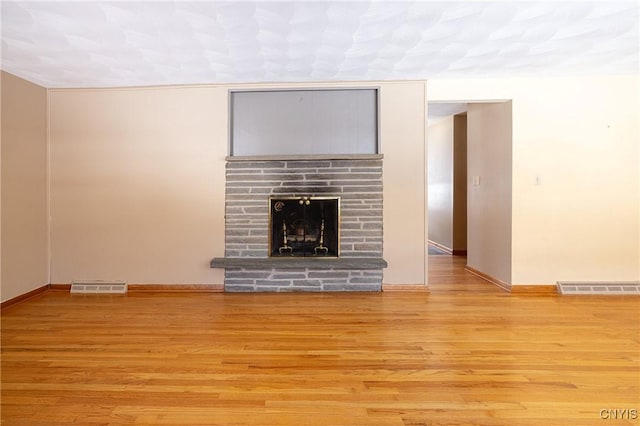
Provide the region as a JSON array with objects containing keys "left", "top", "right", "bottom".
[{"left": 269, "top": 197, "right": 339, "bottom": 257}]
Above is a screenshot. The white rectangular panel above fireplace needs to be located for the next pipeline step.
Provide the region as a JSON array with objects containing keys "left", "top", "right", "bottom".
[
  {"left": 210, "top": 88, "right": 387, "bottom": 292},
  {"left": 230, "top": 88, "right": 378, "bottom": 156}
]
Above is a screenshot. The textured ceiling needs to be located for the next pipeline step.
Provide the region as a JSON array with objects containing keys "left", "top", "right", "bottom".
[{"left": 1, "top": 1, "right": 638, "bottom": 88}]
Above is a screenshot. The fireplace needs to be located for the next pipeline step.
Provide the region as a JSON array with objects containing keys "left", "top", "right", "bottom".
[
  {"left": 210, "top": 157, "right": 387, "bottom": 292},
  {"left": 269, "top": 196, "right": 339, "bottom": 258}
]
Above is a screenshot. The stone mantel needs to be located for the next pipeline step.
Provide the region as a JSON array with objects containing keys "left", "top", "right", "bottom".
[
  {"left": 210, "top": 257, "right": 387, "bottom": 270},
  {"left": 226, "top": 154, "right": 383, "bottom": 162}
]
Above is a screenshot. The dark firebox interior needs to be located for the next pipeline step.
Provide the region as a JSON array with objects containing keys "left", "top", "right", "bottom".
[{"left": 269, "top": 197, "right": 339, "bottom": 257}]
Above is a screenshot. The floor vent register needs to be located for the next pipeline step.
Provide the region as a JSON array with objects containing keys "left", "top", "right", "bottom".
[
  {"left": 557, "top": 281, "right": 640, "bottom": 295},
  {"left": 70, "top": 280, "right": 128, "bottom": 294}
]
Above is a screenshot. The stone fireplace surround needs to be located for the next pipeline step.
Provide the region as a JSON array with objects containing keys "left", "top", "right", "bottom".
[{"left": 210, "top": 155, "right": 387, "bottom": 292}]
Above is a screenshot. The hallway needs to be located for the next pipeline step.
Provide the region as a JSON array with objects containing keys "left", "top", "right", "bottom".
[{"left": 428, "top": 254, "right": 506, "bottom": 294}]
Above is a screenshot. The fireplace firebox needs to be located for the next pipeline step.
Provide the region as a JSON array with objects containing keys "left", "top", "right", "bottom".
[{"left": 269, "top": 196, "right": 339, "bottom": 257}]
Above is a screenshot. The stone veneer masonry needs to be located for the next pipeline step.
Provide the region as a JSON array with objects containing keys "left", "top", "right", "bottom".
[{"left": 223, "top": 157, "right": 383, "bottom": 292}]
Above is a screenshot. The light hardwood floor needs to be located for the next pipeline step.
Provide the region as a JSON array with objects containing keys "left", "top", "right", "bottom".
[{"left": 2, "top": 256, "right": 639, "bottom": 425}]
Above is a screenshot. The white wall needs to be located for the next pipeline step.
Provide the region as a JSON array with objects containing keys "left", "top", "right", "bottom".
[
  {"left": 48, "top": 81, "right": 427, "bottom": 287},
  {"left": 429, "top": 75, "right": 640, "bottom": 285},
  {"left": 427, "top": 116, "right": 454, "bottom": 250},
  {"left": 1, "top": 72, "right": 49, "bottom": 302}
]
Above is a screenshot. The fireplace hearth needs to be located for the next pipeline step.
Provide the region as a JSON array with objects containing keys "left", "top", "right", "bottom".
[{"left": 270, "top": 197, "right": 339, "bottom": 258}]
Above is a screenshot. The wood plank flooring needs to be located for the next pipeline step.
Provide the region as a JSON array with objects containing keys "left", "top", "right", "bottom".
[{"left": 2, "top": 257, "right": 639, "bottom": 425}]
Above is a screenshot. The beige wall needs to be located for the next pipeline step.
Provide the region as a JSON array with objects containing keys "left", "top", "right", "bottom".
[
  {"left": 379, "top": 82, "right": 427, "bottom": 285},
  {"left": 49, "top": 81, "right": 428, "bottom": 286},
  {"left": 427, "top": 116, "right": 454, "bottom": 249},
  {"left": 467, "top": 102, "right": 513, "bottom": 285},
  {"left": 9, "top": 73, "right": 638, "bottom": 293},
  {"left": 1, "top": 72, "right": 49, "bottom": 302},
  {"left": 49, "top": 87, "right": 228, "bottom": 285},
  {"left": 429, "top": 75, "right": 640, "bottom": 285},
  {"left": 452, "top": 114, "right": 467, "bottom": 252}
]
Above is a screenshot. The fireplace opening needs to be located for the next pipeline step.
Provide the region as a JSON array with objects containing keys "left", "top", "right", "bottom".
[{"left": 269, "top": 197, "right": 339, "bottom": 257}]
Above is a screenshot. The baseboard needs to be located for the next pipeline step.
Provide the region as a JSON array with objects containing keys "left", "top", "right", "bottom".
[
  {"left": 465, "top": 266, "right": 511, "bottom": 292},
  {"left": 128, "top": 284, "right": 224, "bottom": 293},
  {"left": 428, "top": 241, "right": 467, "bottom": 257},
  {"left": 382, "top": 284, "right": 429, "bottom": 292},
  {"left": 427, "top": 240, "right": 453, "bottom": 254},
  {"left": 1, "top": 284, "right": 50, "bottom": 311},
  {"left": 50, "top": 283, "right": 224, "bottom": 293},
  {"left": 464, "top": 268, "right": 558, "bottom": 295},
  {"left": 510, "top": 285, "right": 558, "bottom": 295},
  {"left": 50, "top": 284, "right": 72, "bottom": 291}
]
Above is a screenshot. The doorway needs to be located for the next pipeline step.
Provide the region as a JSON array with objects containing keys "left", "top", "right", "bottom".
[
  {"left": 426, "top": 100, "right": 513, "bottom": 292},
  {"left": 427, "top": 104, "right": 468, "bottom": 257}
]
